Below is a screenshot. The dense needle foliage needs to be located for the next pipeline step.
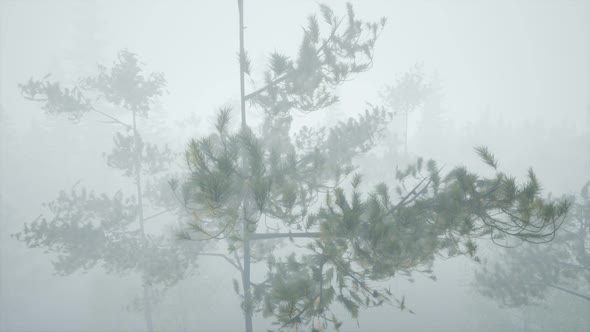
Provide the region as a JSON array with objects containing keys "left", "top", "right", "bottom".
[
  {"left": 173, "top": 3, "right": 569, "bottom": 331},
  {"left": 476, "top": 181, "right": 589, "bottom": 307}
]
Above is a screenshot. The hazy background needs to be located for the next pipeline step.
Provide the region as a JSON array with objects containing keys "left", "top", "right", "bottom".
[{"left": 1, "top": 0, "right": 589, "bottom": 331}]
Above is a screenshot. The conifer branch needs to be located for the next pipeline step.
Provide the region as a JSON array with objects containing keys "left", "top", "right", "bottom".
[
  {"left": 250, "top": 232, "right": 321, "bottom": 241},
  {"left": 279, "top": 294, "right": 320, "bottom": 330},
  {"left": 73, "top": 82, "right": 132, "bottom": 130},
  {"left": 244, "top": 73, "right": 289, "bottom": 101},
  {"left": 389, "top": 176, "right": 431, "bottom": 214},
  {"left": 244, "top": 17, "right": 344, "bottom": 101},
  {"left": 195, "top": 252, "right": 242, "bottom": 272},
  {"left": 90, "top": 106, "right": 131, "bottom": 130},
  {"left": 524, "top": 281, "right": 590, "bottom": 302},
  {"left": 143, "top": 208, "right": 174, "bottom": 222}
]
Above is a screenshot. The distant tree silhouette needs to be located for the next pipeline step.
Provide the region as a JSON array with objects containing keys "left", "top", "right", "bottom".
[{"left": 14, "top": 50, "right": 197, "bottom": 332}]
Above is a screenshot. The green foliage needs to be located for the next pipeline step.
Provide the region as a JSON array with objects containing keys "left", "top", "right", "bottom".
[
  {"left": 19, "top": 50, "right": 166, "bottom": 119},
  {"left": 13, "top": 185, "right": 194, "bottom": 286},
  {"left": 316, "top": 158, "right": 568, "bottom": 284},
  {"left": 15, "top": 2, "right": 566, "bottom": 331},
  {"left": 14, "top": 50, "right": 196, "bottom": 322},
  {"left": 85, "top": 50, "right": 166, "bottom": 115},
  {"left": 250, "top": 3, "right": 386, "bottom": 115},
  {"left": 104, "top": 130, "right": 175, "bottom": 177},
  {"left": 19, "top": 74, "right": 91, "bottom": 122},
  {"left": 173, "top": 3, "right": 569, "bottom": 331},
  {"left": 475, "top": 181, "right": 589, "bottom": 307},
  {"left": 474, "top": 145, "right": 498, "bottom": 170},
  {"left": 178, "top": 102, "right": 391, "bottom": 241},
  {"left": 380, "top": 64, "right": 432, "bottom": 114},
  {"left": 240, "top": 51, "right": 252, "bottom": 76}
]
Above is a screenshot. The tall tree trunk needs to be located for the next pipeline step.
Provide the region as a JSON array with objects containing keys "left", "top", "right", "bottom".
[
  {"left": 403, "top": 109, "right": 408, "bottom": 158},
  {"left": 237, "top": 1, "right": 253, "bottom": 332},
  {"left": 142, "top": 283, "right": 154, "bottom": 332},
  {"left": 132, "top": 109, "right": 154, "bottom": 332},
  {"left": 0, "top": 3, "right": 4, "bottom": 329},
  {"left": 242, "top": 206, "right": 253, "bottom": 332}
]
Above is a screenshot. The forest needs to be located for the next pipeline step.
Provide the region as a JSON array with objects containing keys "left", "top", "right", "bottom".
[{"left": 0, "top": 1, "right": 589, "bottom": 331}]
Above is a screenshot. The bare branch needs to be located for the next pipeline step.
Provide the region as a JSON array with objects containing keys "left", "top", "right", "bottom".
[
  {"left": 196, "top": 252, "right": 242, "bottom": 272},
  {"left": 250, "top": 232, "right": 321, "bottom": 241},
  {"left": 144, "top": 208, "right": 174, "bottom": 222}
]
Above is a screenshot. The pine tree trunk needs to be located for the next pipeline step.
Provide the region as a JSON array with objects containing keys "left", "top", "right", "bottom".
[
  {"left": 132, "top": 109, "right": 155, "bottom": 332},
  {"left": 403, "top": 109, "right": 408, "bottom": 158},
  {"left": 142, "top": 283, "right": 154, "bottom": 332},
  {"left": 237, "top": 1, "right": 254, "bottom": 332},
  {"left": 242, "top": 221, "right": 253, "bottom": 332}
]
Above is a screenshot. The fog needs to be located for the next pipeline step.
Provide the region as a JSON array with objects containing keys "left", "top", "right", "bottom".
[{"left": 1, "top": 1, "right": 589, "bottom": 331}]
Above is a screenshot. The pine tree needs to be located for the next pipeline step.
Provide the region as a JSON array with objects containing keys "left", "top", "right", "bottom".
[
  {"left": 13, "top": 50, "right": 197, "bottom": 331},
  {"left": 173, "top": 2, "right": 569, "bottom": 331},
  {"left": 380, "top": 64, "right": 433, "bottom": 158}
]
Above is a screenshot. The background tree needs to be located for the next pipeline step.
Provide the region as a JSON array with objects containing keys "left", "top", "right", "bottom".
[
  {"left": 13, "top": 50, "right": 197, "bottom": 332},
  {"left": 380, "top": 64, "right": 433, "bottom": 158},
  {"left": 173, "top": 2, "right": 569, "bottom": 331}
]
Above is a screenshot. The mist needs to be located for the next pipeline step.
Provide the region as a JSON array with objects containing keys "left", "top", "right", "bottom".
[{"left": 1, "top": 1, "right": 589, "bottom": 331}]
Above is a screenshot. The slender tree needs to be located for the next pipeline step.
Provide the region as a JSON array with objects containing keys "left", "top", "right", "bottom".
[
  {"left": 0, "top": 105, "right": 9, "bottom": 332},
  {"left": 14, "top": 51, "right": 197, "bottom": 331},
  {"left": 173, "top": 2, "right": 569, "bottom": 331},
  {"left": 380, "top": 64, "right": 432, "bottom": 157}
]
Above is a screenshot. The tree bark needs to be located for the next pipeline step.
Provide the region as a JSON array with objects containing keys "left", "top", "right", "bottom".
[
  {"left": 237, "top": 1, "right": 253, "bottom": 332},
  {"left": 132, "top": 109, "right": 154, "bottom": 332}
]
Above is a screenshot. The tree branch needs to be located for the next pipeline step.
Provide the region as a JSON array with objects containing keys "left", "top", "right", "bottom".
[
  {"left": 389, "top": 176, "right": 431, "bottom": 214},
  {"left": 196, "top": 252, "right": 242, "bottom": 272},
  {"left": 544, "top": 283, "right": 590, "bottom": 302},
  {"left": 143, "top": 208, "right": 174, "bottom": 222},
  {"left": 90, "top": 106, "right": 131, "bottom": 130},
  {"left": 244, "top": 73, "right": 289, "bottom": 101},
  {"left": 525, "top": 281, "right": 590, "bottom": 302},
  {"left": 243, "top": 17, "right": 344, "bottom": 102},
  {"left": 250, "top": 232, "right": 321, "bottom": 241},
  {"left": 74, "top": 86, "right": 132, "bottom": 130}
]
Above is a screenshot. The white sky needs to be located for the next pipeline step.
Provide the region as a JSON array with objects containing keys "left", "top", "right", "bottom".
[
  {"left": 2, "top": 0, "right": 588, "bottom": 131},
  {"left": 1, "top": 1, "right": 589, "bottom": 331}
]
